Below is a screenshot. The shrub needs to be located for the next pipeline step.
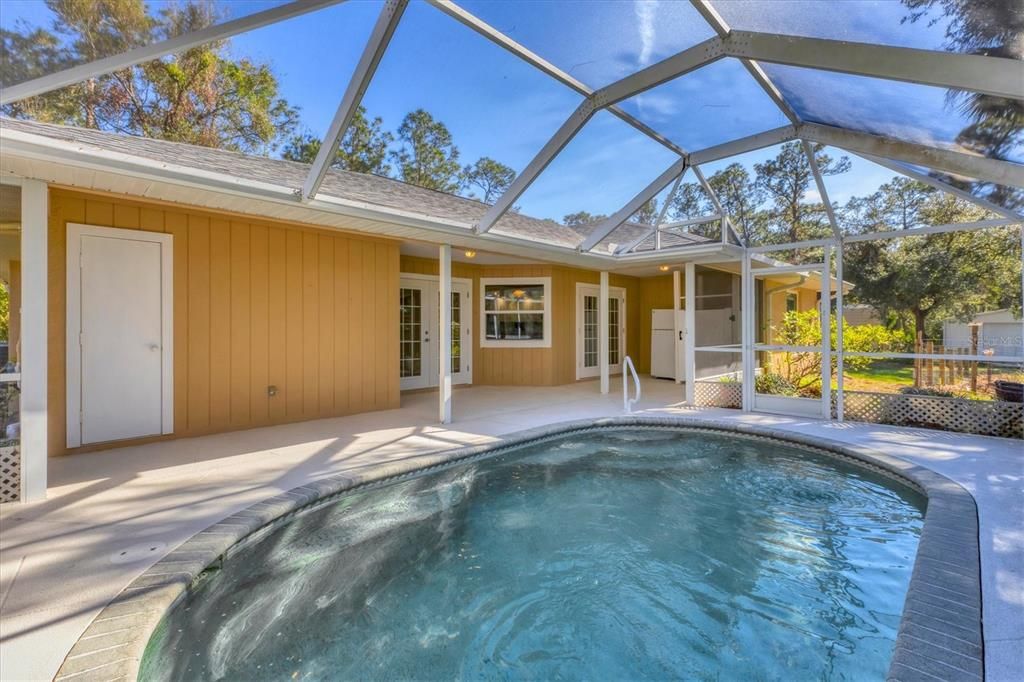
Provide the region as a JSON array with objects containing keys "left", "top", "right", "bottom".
[
  {"left": 755, "top": 373, "right": 797, "bottom": 396},
  {"left": 767, "top": 309, "right": 905, "bottom": 391}
]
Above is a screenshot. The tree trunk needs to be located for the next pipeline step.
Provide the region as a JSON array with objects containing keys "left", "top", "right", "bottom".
[{"left": 913, "top": 308, "right": 927, "bottom": 342}]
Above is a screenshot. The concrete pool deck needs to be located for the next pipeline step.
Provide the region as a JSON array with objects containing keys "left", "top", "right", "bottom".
[{"left": 1, "top": 378, "right": 1021, "bottom": 681}]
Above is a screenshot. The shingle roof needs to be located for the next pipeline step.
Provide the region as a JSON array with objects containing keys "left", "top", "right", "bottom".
[{"left": 0, "top": 117, "right": 711, "bottom": 253}]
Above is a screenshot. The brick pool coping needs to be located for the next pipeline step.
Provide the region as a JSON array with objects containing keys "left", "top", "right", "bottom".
[{"left": 54, "top": 416, "right": 983, "bottom": 681}]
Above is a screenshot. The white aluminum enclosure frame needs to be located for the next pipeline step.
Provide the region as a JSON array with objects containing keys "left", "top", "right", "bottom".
[
  {"left": 3, "top": 0, "right": 1022, "bottom": 428},
  {"left": 741, "top": 222, "right": 1024, "bottom": 422}
]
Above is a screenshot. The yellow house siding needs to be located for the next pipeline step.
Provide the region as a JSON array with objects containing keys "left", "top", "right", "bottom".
[
  {"left": 637, "top": 275, "right": 676, "bottom": 375},
  {"left": 399, "top": 256, "right": 642, "bottom": 386},
  {"left": 48, "top": 188, "right": 399, "bottom": 456}
]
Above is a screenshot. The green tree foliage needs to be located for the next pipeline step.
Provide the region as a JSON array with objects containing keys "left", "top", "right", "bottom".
[
  {"left": 390, "top": 109, "right": 462, "bottom": 193},
  {"left": 562, "top": 211, "right": 607, "bottom": 228},
  {"left": 282, "top": 106, "right": 393, "bottom": 176},
  {"left": 754, "top": 142, "right": 849, "bottom": 244},
  {"left": 631, "top": 198, "right": 658, "bottom": 225},
  {"left": 461, "top": 157, "right": 515, "bottom": 203},
  {"left": 672, "top": 164, "right": 766, "bottom": 245},
  {"left": 1, "top": 0, "right": 298, "bottom": 154},
  {"left": 842, "top": 181, "right": 1021, "bottom": 339}
]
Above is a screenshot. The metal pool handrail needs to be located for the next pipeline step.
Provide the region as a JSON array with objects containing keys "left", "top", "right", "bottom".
[{"left": 623, "top": 356, "right": 641, "bottom": 413}]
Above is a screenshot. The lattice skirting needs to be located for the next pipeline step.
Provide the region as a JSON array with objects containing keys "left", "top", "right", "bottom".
[
  {"left": 0, "top": 445, "right": 20, "bottom": 504},
  {"left": 694, "top": 381, "right": 742, "bottom": 409},
  {"left": 837, "top": 391, "right": 1023, "bottom": 439}
]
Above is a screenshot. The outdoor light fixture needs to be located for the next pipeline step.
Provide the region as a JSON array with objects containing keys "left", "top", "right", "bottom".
[
  {"left": 659, "top": 265, "right": 670, "bottom": 272},
  {"left": 464, "top": 250, "right": 476, "bottom": 258}
]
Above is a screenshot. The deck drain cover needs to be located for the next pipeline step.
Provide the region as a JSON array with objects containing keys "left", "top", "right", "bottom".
[{"left": 110, "top": 542, "right": 167, "bottom": 564}]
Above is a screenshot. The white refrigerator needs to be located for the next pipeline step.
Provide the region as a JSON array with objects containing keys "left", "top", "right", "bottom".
[{"left": 651, "top": 309, "right": 685, "bottom": 380}]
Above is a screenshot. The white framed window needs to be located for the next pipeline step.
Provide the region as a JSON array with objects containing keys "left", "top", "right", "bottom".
[{"left": 480, "top": 276, "right": 552, "bottom": 348}]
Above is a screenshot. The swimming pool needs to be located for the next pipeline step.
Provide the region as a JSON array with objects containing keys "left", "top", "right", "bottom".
[{"left": 140, "top": 428, "right": 926, "bottom": 680}]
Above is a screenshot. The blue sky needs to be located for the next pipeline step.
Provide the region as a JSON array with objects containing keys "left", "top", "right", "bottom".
[{"left": 7, "top": 0, "right": 988, "bottom": 221}]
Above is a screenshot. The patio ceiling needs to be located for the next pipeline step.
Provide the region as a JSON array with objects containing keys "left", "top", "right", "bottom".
[{"left": 1, "top": 0, "right": 1021, "bottom": 257}]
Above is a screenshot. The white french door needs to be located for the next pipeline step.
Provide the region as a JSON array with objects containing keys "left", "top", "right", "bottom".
[
  {"left": 576, "top": 284, "right": 626, "bottom": 380},
  {"left": 400, "top": 275, "right": 472, "bottom": 391}
]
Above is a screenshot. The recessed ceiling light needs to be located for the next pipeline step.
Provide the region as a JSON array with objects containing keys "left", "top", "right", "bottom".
[{"left": 464, "top": 250, "right": 477, "bottom": 258}]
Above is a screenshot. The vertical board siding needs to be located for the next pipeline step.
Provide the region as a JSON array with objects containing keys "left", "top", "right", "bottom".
[
  {"left": 48, "top": 189, "right": 399, "bottom": 456},
  {"left": 638, "top": 275, "right": 675, "bottom": 375}
]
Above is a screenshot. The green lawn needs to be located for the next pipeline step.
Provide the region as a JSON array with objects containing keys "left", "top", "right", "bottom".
[{"left": 840, "top": 359, "right": 914, "bottom": 392}]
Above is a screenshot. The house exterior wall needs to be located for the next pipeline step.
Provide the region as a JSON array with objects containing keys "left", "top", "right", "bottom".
[
  {"left": 49, "top": 188, "right": 400, "bottom": 456},
  {"left": 637, "top": 275, "right": 675, "bottom": 375},
  {"left": 399, "top": 256, "right": 642, "bottom": 385}
]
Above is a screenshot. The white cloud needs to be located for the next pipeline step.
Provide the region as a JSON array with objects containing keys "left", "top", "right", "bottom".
[{"left": 634, "top": 0, "right": 658, "bottom": 68}]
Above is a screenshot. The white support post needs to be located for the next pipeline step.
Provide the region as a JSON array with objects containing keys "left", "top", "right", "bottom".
[
  {"left": 741, "top": 250, "right": 754, "bottom": 411},
  {"left": 672, "top": 269, "right": 682, "bottom": 385},
  {"left": 599, "top": 271, "right": 610, "bottom": 394},
  {"left": 820, "top": 244, "right": 832, "bottom": 419},
  {"left": 20, "top": 179, "right": 48, "bottom": 501},
  {"left": 684, "top": 263, "right": 696, "bottom": 402},
  {"left": 438, "top": 244, "right": 452, "bottom": 424},
  {"left": 835, "top": 242, "right": 845, "bottom": 422}
]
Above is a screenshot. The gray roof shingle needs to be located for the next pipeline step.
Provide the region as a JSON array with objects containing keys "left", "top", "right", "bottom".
[{"left": 0, "top": 117, "right": 710, "bottom": 253}]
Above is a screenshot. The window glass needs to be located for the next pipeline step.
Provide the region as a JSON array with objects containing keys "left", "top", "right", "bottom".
[
  {"left": 496, "top": 110, "right": 678, "bottom": 239},
  {"left": 358, "top": 1, "right": 582, "bottom": 191},
  {"left": 762, "top": 64, "right": 1024, "bottom": 163},
  {"left": 618, "top": 58, "right": 790, "bottom": 152},
  {"left": 712, "top": 0, "right": 1022, "bottom": 59},
  {"left": 457, "top": 0, "right": 717, "bottom": 88},
  {"left": 484, "top": 314, "right": 545, "bottom": 342},
  {"left": 483, "top": 284, "right": 545, "bottom": 312},
  {"left": 482, "top": 279, "right": 550, "bottom": 346}
]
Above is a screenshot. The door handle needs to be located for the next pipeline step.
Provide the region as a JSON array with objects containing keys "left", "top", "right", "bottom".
[
  {"left": 678, "top": 331, "right": 683, "bottom": 341},
  {"left": 148, "top": 343, "right": 160, "bottom": 351}
]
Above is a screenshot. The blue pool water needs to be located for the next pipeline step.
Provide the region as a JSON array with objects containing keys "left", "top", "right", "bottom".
[{"left": 142, "top": 429, "right": 925, "bottom": 681}]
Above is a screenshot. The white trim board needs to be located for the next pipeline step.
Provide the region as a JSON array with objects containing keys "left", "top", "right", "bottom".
[{"left": 66, "top": 223, "right": 173, "bottom": 448}]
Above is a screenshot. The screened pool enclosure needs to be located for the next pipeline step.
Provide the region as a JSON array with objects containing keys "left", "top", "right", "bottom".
[{"left": 2, "top": 0, "right": 1022, "bottom": 425}]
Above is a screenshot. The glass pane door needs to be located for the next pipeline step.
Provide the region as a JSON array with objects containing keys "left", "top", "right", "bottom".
[
  {"left": 451, "top": 291, "right": 461, "bottom": 375},
  {"left": 583, "top": 294, "right": 599, "bottom": 369},
  {"left": 608, "top": 297, "right": 620, "bottom": 366},
  {"left": 400, "top": 286, "right": 424, "bottom": 380}
]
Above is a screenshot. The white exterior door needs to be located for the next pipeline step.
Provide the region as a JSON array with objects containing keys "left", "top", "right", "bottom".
[
  {"left": 400, "top": 275, "right": 472, "bottom": 391},
  {"left": 67, "top": 225, "right": 173, "bottom": 446},
  {"left": 576, "top": 284, "right": 626, "bottom": 379}
]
